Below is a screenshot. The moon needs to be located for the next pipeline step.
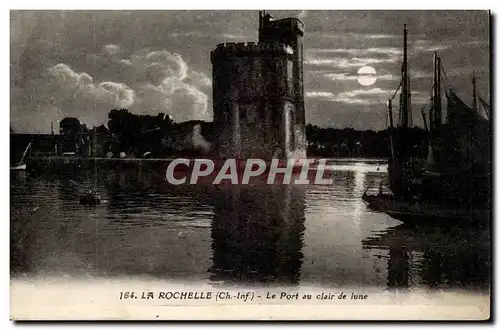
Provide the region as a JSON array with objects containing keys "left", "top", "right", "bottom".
[{"left": 357, "top": 66, "right": 377, "bottom": 86}]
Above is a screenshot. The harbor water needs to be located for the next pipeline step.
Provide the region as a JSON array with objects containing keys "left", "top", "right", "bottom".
[{"left": 10, "top": 159, "right": 490, "bottom": 292}]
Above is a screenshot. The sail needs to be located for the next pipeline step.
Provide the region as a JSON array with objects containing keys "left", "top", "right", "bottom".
[
  {"left": 384, "top": 26, "right": 490, "bottom": 207},
  {"left": 447, "top": 91, "right": 476, "bottom": 128},
  {"left": 447, "top": 90, "right": 489, "bottom": 132},
  {"left": 445, "top": 90, "right": 490, "bottom": 169},
  {"left": 478, "top": 95, "right": 490, "bottom": 120},
  {"left": 19, "top": 141, "right": 32, "bottom": 164}
]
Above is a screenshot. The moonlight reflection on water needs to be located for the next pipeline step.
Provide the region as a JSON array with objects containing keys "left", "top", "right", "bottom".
[{"left": 10, "top": 160, "right": 490, "bottom": 291}]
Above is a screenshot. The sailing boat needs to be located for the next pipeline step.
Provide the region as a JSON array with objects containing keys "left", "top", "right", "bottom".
[
  {"left": 11, "top": 140, "right": 32, "bottom": 171},
  {"left": 364, "top": 24, "right": 421, "bottom": 203},
  {"left": 362, "top": 24, "right": 491, "bottom": 225}
]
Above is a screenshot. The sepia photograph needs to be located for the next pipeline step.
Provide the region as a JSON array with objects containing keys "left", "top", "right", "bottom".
[{"left": 9, "top": 8, "right": 491, "bottom": 321}]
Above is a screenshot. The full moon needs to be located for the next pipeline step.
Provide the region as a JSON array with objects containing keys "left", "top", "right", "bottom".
[{"left": 357, "top": 66, "right": 377, "bottom": 86}]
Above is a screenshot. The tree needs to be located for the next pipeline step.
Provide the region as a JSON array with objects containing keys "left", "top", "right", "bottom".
[{"left": 107, "top": 108, "right": 175, "bottom": 157}]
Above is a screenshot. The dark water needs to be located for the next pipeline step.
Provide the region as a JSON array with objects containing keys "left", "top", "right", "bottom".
[{"left": 10, "top": 160, "right": 490, "bottom": 291}]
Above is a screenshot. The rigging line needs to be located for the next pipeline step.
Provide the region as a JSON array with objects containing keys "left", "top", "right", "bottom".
[
  {"left": 419, "top": 99, "right": 430, "bottom": 113},
  {"left": 384, "top": 105, "right": 388, "bottom": 128},
  {"left": 390, "top": 80, "right": 403, "bottom": 102},
  {"left": 440, "top": 70, "right": 451, "bottom": 91},
  {"left": 439, "top": 60, "right": 452, "bottom": 92}
]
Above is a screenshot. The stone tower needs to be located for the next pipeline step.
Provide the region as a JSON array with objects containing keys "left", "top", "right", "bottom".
[{"left": 210, "top": 11, "right": 306, "bottom": 160}]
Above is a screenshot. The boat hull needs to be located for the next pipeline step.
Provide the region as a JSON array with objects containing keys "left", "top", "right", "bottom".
[{"left": 362, "top": 192, "right": 488, "bottom": 225}]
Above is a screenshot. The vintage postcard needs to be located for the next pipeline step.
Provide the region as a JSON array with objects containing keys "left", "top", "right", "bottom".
[{"left": 10, "top": 9, "right": 491, "bottom": 320}]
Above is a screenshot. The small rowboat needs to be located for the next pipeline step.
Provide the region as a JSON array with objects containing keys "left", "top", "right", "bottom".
[{"left": 79, "top": 190, "right": 101, "bottom": 206}]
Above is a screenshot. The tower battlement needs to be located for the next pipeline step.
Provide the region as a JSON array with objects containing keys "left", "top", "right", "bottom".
[
  {"left": 211, "top": 12, "right": 306, "bottom": 160},
  {"left": 210, "top": 42, "right": 293, "bottom": 61},
  {"left": 264, "top": 17, "right": 304, "bottom": 36}
]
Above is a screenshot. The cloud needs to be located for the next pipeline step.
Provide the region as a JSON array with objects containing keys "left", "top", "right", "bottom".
[
  {"left": 11, "top": 63, "right": 136, "bottom": 132},
  {"left": 306, "top": 92, "right": 336, "bottom": 99},
  {"left": 306, "top": 89, "right": 389, "bottom": 105},
  {"left": 324, "top": 72, "right": 397, "bottom": 81},
  {"left": 121, "top": 49, "right": 211, "bottom": 122},
  {"left": 45, "top": 64, "right": 135, "bottom": 123},
  {"left": 310, "top": 38, "right": 487, "bottom": 60},
  {"left": 145, "top": 50, "right": 189, "bottom": 82},
  {"left": 129, "top": 80, "right": 209, "bottom": 122},
  {"left": 183, "top": 70, "right": 212, "bottom": 90},
  {"left": 306, "top": 95, "right": 389, "bottom": 106},
  {"left": 321, "top": 32, "right": 398, "bottom": 40},
  {"left": 338, "top": 88, "right": 392, "bottom": 98},
  {"left": 411, "top": 38, "right": 489, "bottom": 54},
  {"left": 10, "top": 10, "right": 490, "bottom": 131},
  {"left": 221, "top": 33, "right": 254, "bottom": 40},
  {"left": 11, "top": 44, "right": 213, "bottom": 132},
  {"left": 167, "top": 30, "right": 255, "bottom": 42},
  {"left": 305, "top": 56, "right": 399, "bottom": 68},
  {"left": 412, "top": 40, "right": 452, "bottom": 53},
  {"left": 169, "top": 31, "right": 207, "bottom": 38},
  {"left": 309, "top": 47, "right": 402, "bottom": 56},
  {"left": 103, "top": 44, "right": 121, "bottom": 56},
  {"left": 306, "top": 87, "right": 427, "bottom": 105}
]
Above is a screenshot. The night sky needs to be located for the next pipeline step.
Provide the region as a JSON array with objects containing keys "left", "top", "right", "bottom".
[{"left": 10, "top": 10, "right": 490, "bottom": 133}]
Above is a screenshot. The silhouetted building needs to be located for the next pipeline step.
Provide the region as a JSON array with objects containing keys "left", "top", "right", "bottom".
[
  {"left": 85, "top": 124, "right": 111, "bottom": 157},
  {"left": 210, "top": 11, "right": 306, "bottom": 160},
  {"left": 161, "top": 120, "right": 212, "bottom": 156},
  {"left": 59, "top": 117, "right": 83, "bottom": 135},
  {"left": 10, "top": 134, "right": 60, "bottom": 161},
  {"left": 57, "top": 117, "right": 85, "bottom": 154}
]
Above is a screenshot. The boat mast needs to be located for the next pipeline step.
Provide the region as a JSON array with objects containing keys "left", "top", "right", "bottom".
[
  {"left": 472, "top": 73, "right": 478, "bottom": 114},
  {"left": 421, "top": 109, "right": 428, "bottom": 131},
  {"left": 388, "top": 99, "right": 394, "bottom": 128},
  {"left": 432, "top": 52, "right": 442, "bottom": 128},
  {"left": 388, "top": 98, "right": 396, "bottom": 165},
  {"left": 400, "top": 24, "right": 410, "bottom": 128}
]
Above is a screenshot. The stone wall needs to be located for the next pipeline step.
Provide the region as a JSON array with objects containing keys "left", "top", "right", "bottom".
[{"left": 211, "top": 40, "right": 306, "bottom": 160}]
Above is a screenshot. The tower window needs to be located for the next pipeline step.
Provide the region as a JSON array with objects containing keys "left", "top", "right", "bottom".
[{"left": 287, "top": 59, "right": 294, "bottom": 96}]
